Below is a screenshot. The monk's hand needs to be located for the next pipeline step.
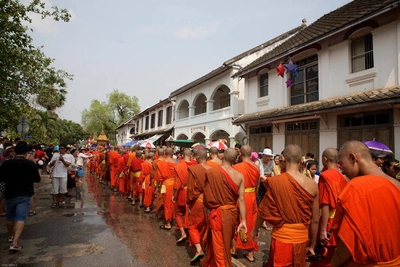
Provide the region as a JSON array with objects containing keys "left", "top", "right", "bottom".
[
  {"left": 306, "top": 246, "right": 316, "bottom": 257},
  {"left": 237, "top": 222, "right": 247, "bottom": 234},
  {"left": 320, "top": 230, "right": 329, "bottom": 246},
  {"left": 172, "top": 195, "right": 175, "bottom": 203}
]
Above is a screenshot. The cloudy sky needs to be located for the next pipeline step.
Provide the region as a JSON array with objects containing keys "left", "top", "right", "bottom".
[{"left": 28, "top": 0, "right": 352, "bottom": 123}]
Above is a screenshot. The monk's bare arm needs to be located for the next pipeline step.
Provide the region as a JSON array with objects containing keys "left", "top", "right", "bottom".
[
  {"left": 237, "top": 174, "right": 247, "bottom": 233},
  {"left": 319, "top": 204, "right": 330, "bottom": 245},
  {"left": 251, "top": 215, "right": 264, "bottom": 239},
  {"left": 331, "top": 240, "right": 352, "bottom": 267},
  {"left": 307, "top": 190, "right": 319, "bottom": 254}
]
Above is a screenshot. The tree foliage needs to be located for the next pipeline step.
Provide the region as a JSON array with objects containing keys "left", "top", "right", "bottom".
[
  {"left": 82, "top": 89, "right": 140, "bottom": 144},
  {"left": 0, "top": 0, "right": 72, "bottom": 130}
]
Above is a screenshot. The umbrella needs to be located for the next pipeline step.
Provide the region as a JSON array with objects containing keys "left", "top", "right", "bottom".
[
  {"left": 208, "top": 141, "right": 228, "bottom": 150},
  {"left": 191, "top": 142, "right": 206, "bottom": 149},
  {"left": 122, "top": 140, "right": 136, "bottom": 147},
  {"left": 363, "top": 140, "right": 393, "bottom": 154},
  {"left": 140, "top": 141, "right": 155, "bottom": 149}
]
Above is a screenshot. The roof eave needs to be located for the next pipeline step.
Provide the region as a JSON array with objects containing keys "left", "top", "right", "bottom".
[{"left": 234, "top": 2, "right": 399, "bottom": 78}]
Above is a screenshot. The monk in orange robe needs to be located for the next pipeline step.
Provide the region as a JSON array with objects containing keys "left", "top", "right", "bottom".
[
  {"left": 187, "top": 148, "right": 210, "bottom": 264},
  {"left": 252, "top": 144, "right": 319, "bottom": 267},
  {"left": 91, "top": 149, "right": 99, "bottom": 175},
  {"left": 310, "top": 148, "right": 347, "bottom": 267},
  {"left": 154, "top": 147, "right": 176, "bottom": 230},
  {"left": 331, "top": 141, "right": 400, "bottom": 267},
  {"left": 116, "top": 149, "right": 127, "bottom": 196},
  {"left": 130, "top": 150, "right": 143, "bottom": 206},
  {"left": 207, "top": 147, "right": 222, "bottom": 168},
  {"left": 201, "top": 148, "right": 247, "bottom": 267},
  {"left": 232, "top": 145, "right": 260, "bottom": 262},
  {"left": 108, "top": 147, "right": 118, "bottom": 190},
  {"left": 142, "top": 152, "right": 154, "bottom": 213},
  {"left": 153, "top": 148, "right": 165, "bottom": 217},
  {"left": 98, "top": 146, "right": 106, "bottom": 182},
  {"left": 112, "top": 148, "right": 121, "bottom": 191},
  {"left": 173, "top": 148, "right": 197, "bottom": 243},
  {"left": 126, "top": 145, "right": 137, "bottom": 200}
]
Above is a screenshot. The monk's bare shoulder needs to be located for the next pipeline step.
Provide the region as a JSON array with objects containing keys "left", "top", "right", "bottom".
[{"left": 293, "top": 172, "right": 318, "bottom": 197}]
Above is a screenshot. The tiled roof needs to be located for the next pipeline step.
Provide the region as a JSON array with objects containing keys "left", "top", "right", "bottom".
[
  {"left": 233, "top": 87, "right": 400, "bottom": 124},
  {"left": 223, "top": 24, "right": 306, "bottom": 66},
  {"left": 169, "top": 24, "right": 307, "bottom": 98},
  {"left": 234, "top": 0, "right": 399, "bottom": 77}
]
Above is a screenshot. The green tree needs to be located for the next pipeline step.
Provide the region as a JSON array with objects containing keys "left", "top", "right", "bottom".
[
  {"left": 82, "top": 89, "right": 140, "bottom": 144},
  {"left": 0, "top": 0, "right": 72, "bottom": 131},
  {"left": 30, "top": 110, "right": 57, "bottom": 142}
]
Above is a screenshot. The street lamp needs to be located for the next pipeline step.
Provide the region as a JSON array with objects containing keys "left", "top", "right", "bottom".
[{"left": 17, "top": 114, "right": 29, "bottom": 138}]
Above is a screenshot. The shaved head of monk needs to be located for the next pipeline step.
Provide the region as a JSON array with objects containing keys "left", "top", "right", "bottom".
[
  {"left": 240, "top": 145, "right": 252, "bottom": 158},
  {"left": 158, "top": 148, "right": 165, "bottom": 156},
  {"left": 209, "top": 147, "right": 219, "bottom": 155},
  {"left": 183, "top": 148, "right": 191, "bottom": 157},
  {"left": 197, "top": 148, "right": 208, "bottom": 160},
  {"left": 165, "top": 148, "right": 173, "bottom": 157},
  {"left": 322, "top": 148, "right": 339, "bottom": 169},
  {"left": 282, "top": 144, "right": 302, "bottom": 164},
  {"left": 147, "top": 152, "right": 154, "bottom": 160},
  {"left": 338, "top": 140, "right": 372, "bottom": 179},
  {"left": 224, "top": 148, "right": 238, "bottom": 165}
]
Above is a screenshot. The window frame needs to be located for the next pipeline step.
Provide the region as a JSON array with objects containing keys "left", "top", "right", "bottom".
[
  {"left": 259, "top": 72, "right": 269, "bottom": 98},
  {"left": 351, "top": 33, "right": 374, "bottom": 73},
  {"left": 290, "top": 55, "right": 319, "bottom": 106}
]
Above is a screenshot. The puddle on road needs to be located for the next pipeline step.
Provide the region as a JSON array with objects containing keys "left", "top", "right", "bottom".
[{"left": 62, "top": 211, "right": 99, "bottom": 217}]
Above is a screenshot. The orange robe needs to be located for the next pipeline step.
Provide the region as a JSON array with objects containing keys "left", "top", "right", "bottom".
[
  {"left": 310, "top": 169, "right": 347, "bottom": 267},
  {"left": 233, "top": 161, "right": 260, "bottom": 252},
  {"left": 116, "top": 155, "right": 127, "bottom": 194},
  {"left": 187, "top": 164, "right": 208, "bottom": 247},
  {"left": 206, "top": 160, "right": 220, "bottom": 168},
  {"left": 152, "top": 158, "right": 163, "bottom": 211},
  {"left": 108, "top": 151, "right": 118, "bottom": 187},
  {"left": 202, "top": 167, "right": 239, "bottom": 267},
  {"left": 155, "top": 160, "right": 176, "bottom": 221},
  {"left": 123, "top": 152, "right": 130, "bottom": 192},
  {"left": 111, "top": 153, "right": 120, "bottom": 188},
  {"left": 131, "top": 157, "right": 143, "bottom": 196},
  {"left": 141, "top": 161, "right": 153, "bottom": 208},
  {"left": 332, "top": 175, "right": 400, "bottom": 266},
  {"left": 259, "top": 173, "right": 315, "bottom": 267},
  {"left": 173, "top": 160, "right": 197, "bottom": 229}
]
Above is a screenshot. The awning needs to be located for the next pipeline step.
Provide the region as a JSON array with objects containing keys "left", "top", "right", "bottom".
[
  {"left": 141, "top": 134, "right": 163, "bottom": 144},
  {"left": 133, "top": 126, "right": 173, "bottom": 139},
  {"left": 233, "top": 86, "right": 400, "bottom": 124},
  {"left": 167, "top": 139, "right": 195, "bottom": 148},
  {"left": 122, "top": 140, "right": 137, "bottom": 147}
]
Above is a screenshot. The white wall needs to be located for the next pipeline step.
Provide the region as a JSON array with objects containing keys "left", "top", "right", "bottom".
[{"left": 245, "top": 21, "right": 399, "bottom": 115}]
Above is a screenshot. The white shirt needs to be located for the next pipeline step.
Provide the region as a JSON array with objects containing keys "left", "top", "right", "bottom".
[
  {"left": 76, "top": 153, "right": 90, "bottom": 166},
  {"left": 51, "top": 153, "right": 71, "bottom": 178}
]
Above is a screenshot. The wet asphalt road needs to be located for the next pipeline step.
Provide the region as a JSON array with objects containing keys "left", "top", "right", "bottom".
[{"left": 0, "top": 171, "right": 272, "bottom": 267}]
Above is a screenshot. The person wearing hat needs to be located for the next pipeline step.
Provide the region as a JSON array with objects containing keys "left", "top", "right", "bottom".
[
  {"left": 371, "top": 150, "right": 387, "bottom": 167},
  {"left": 257, "top": 148, "right": 279, "bottom": 231}
]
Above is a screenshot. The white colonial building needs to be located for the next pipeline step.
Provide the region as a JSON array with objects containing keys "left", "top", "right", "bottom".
[
  {"left": 116, "top": 98, "right": 173, "bottom": 146},
  {"left": 170, "top": 24, "right": 306, "bottom": 147},
  {"left": 233, "top": 0, "right": 400, "bottom": 160}
]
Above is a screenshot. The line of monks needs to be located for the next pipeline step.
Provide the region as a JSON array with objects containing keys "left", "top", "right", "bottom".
[{"left": 85, "top": 141, "right": 400, "bottom": 267}]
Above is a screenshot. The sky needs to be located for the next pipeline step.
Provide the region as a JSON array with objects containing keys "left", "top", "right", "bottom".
[{"left": 27, "top": 0, "right": 353, "bottom": 123}]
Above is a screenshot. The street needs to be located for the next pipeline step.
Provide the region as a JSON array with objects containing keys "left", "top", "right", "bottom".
[{"left": 0, "top": 171, "right": 271, "bottom": 266}]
